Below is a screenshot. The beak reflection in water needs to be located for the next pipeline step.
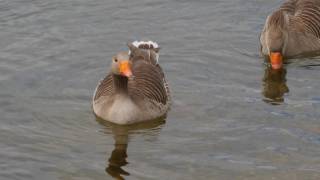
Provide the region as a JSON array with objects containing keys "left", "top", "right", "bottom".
[
  {"left": 262, "top": 66, "right": 289, "bottom": 105},
  {"left": 96, "top": 117, "right": 166, "bottom": 180}
]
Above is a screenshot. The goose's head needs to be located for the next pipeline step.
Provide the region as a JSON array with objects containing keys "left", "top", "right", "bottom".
[
  {"left": 111, "top": 52, "right": 133, "bottom": 77},
  {"left": 265, "top": 10, "right": 289, "bottom": 70},
  {"left": 267, "top": 29, "right": 285, "bottom": 70}
]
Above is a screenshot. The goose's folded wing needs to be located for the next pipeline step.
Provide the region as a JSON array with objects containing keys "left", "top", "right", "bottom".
[
  {"left": 292, "top": 0, "right": 320, "bottom": 38},
  {"left": 93, "top": 74, "right": 113, "bottom": 101},
  {"left": 129, "top": 63, "right": 169, "bottom": 106}
]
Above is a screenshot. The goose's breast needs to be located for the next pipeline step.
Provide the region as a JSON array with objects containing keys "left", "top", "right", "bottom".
[
  {"left": 93, "top": 94, "right": 168, "bottom": 124},
  {"left": 107, "top": 95, "right": 141, "bottom": 124}
]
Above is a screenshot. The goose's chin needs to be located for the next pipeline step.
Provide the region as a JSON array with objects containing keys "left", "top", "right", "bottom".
[{"left": 120, "top": 71, "right": 133, "bottom": 78}]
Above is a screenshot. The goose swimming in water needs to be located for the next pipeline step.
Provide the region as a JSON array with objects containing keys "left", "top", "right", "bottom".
[
  {"left": 260, "top": 0, "right": 320, "bottom": 69},
  {"left": 92, "top": 41, "right": 171, "bottom": 125}
]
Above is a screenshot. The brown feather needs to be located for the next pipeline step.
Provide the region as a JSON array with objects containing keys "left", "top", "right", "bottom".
[
  {"left": 93, "top": 74, "right": 113, "bottom": 101},
  {"left": 128, "top": 61, "right": 168, "bottom": 105},
  {"left": 94, "top": 44, "right": 170, "bottom": 106},
  {"left": 260, "top": 0, "right": 320, "bottom": 57}
]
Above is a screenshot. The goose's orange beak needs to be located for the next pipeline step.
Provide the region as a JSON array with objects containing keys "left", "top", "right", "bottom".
[
  {"left": 270, "top": 52, "right": 283, "bottom": 70},
  {"left": 119, "top": 60, "right": 132, "bottom": 77}
]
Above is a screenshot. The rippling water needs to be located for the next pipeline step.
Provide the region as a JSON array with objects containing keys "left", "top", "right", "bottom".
[{"left": 1, "top": 0, "right": 320, "bottom": 179}]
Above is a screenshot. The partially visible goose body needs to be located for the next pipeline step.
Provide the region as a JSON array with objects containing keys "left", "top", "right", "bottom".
[
  {"left": 92, "top": 41, "right": 171, "bottom": 125},
  {"left": 260, "top": 0, "right": 320, "bottom": 69}
]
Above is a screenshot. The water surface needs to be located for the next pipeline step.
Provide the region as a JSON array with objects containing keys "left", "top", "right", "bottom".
[{"left": 1, "top": 0, "right": 320, "bottom": 179}]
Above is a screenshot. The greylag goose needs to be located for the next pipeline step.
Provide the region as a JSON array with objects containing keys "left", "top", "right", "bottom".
[
  {"left": 260, "top": 0, "right": 320, "bottom": 69},
  {"left": 92, "top": 41, "right": 171, "bottom": 125}
]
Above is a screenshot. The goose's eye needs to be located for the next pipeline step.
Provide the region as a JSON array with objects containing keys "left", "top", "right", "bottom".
[{"left": 114, "top": 58, "right": 118, "bottom": 62}]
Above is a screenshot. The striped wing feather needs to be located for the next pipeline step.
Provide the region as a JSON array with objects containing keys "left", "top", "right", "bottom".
[
  {"left": 281, "top": 0, "right": 320, "bottom": 38},
  {"left": 279, "top": 0, "right": 297, "bottom": 14},
  {"left": 93, "top": 74, "right": 113, "bottom": 101},
  {"left": 93, "top": 63, "right": 169, "bottom": 106},
  {"left": 129, "top": 62, "right": 168, "bottom": 105},
  {"left": 294, "top": 0, "right": 320, "bottom": 38}
]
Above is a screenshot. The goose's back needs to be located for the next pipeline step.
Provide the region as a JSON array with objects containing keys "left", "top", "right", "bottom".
[
  {"left": 281, "top": 0, "right": 320, "bottom": 38},
  {"left": 294, "top": 0, "right": 320, "bottom": 38}
]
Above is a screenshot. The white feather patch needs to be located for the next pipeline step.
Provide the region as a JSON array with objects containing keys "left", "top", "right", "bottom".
[{"left": 132, "top": 40, "right": 159, "bottom": 49}]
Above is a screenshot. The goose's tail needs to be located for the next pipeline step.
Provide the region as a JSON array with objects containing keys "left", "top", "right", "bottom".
[{"left": 130, "top": 40, "right": 160, "bottom": 63}]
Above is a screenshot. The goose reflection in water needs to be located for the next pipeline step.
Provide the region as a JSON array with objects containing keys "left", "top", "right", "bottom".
[
  {"left": 107, "top": 136, "right": 129, "bottom": 179},
  {"left": 262, "top": 66, "right": 289, "bottom": 105},
  {"left": 96, "top": 117, "right": 166, "bottom": 180}
]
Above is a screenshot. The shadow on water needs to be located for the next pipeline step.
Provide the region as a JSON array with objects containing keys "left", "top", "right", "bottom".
[
  {"left": 96, "top": 117, "right": 166, "bottom": 180},
  {"left": 262, "top": 66, "right": 289, "bottom": 105}
]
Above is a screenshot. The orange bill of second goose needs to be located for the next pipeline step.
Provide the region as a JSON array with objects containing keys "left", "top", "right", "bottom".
[
  {"left": 92, "top": 41, "right": 171, "bottom": 125},
  {"left": 260, "top": 0, "right": 320, "bottom": 69}
]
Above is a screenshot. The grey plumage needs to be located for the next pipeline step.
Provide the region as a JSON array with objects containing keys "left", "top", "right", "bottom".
[
  {"left": 92, "top": 42, "right": 170, "bottom": 125},
  {"left": 260, "top": 0, "right": 320, "bottom": 58}
]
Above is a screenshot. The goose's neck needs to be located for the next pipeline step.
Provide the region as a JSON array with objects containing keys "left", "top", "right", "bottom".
[{"left": 113, "top": 74, "right": 129, "bottom": 93}]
